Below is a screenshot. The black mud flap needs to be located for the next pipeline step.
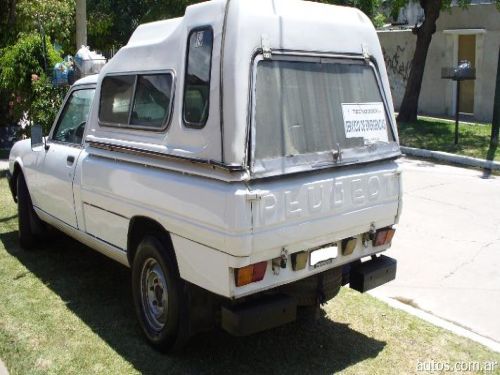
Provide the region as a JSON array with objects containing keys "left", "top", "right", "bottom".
[
  {"left": 349, "top": 255, "right": 397, "bottom": 293},
  {"left": 221, "top": 294, "right": 297, "bottom": 336}
]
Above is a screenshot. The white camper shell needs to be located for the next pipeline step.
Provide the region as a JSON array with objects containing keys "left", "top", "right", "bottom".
[
  {"left": 85, "top": 0, "right": 400, "bottom": 175},
  {"left": 8, "top": 0, "right": 402, "bottom": 351}
]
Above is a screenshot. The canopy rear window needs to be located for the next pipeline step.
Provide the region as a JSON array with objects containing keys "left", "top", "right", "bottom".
[
  {"left": 252, "top": 58, "right": 398, "bottom": 174},
  {"left": 183, "top": 27, "right": 213, "bottom": 128}
]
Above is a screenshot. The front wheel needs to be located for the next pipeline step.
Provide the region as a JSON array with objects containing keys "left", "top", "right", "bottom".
[{"left": 131, "top": 234, "right": 188, "bottom": 352}]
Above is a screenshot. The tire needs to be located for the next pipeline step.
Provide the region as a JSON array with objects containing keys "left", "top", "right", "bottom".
[
  {"left": 17, "top": 173, "right": 40, "bottom": 250},
  {"left": 131, "top": 234, "right": 188, "bottom": 352},
  {"left": 280, "top": 267, "right": 343, "bottom": 307}
]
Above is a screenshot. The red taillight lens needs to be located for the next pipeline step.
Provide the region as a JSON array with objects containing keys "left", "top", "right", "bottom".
[
  {"left": 252, "top": 261, "right": 267, "bottom": 281},
  {"left": 373, "top": 227, "right": 396, "bottom": 247},
  {"left": 234, "top": 261, "right": 267, "bottom": 287}
]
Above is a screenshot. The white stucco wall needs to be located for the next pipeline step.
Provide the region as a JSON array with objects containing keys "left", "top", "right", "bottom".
[{"left": 378, "top": 3, "right": 500, "bottom": 122}]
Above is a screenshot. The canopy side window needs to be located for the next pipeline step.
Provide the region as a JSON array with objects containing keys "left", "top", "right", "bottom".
[{"left": 99, "top": 73, "right": 174, "bottom": 131}]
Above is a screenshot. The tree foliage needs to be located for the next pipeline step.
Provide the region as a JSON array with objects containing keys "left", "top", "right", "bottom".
[
  {"left": 31, "top": 75, "right": 66, "bottom": 132},
  {"left": 0, "top": 0, "right": 18, "bottom": 47},
  {"left": 0, "top": 0, "right": 74, "bottom": 128},
  {"left": 322, "top": 0, "right": 386, "bottom": 24},
  {"left": 16, "top": 0, "right": 75, "bottom": 52},
  {"left": 0, "top": 33, "right": 64, "bottom": 131},
  {"left": 0, "top": 0, "right": 75, "bottom": 53},
  {"left": 87, "top": 0, "right": 202, "bottom": 51},
  {"left": 0, "top": 34, "right": 60, "bottom": 95},
  {"left": 86, "top": 0, "right": 387, "bottom": 52}
]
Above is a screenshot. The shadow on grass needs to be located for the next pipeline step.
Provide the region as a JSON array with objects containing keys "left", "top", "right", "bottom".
[
  {"left": 0, "top": 230, "right": 385, "bottom": 374},
  {"left": 0, "top": 215, "right": 17, "bottom": 223}
]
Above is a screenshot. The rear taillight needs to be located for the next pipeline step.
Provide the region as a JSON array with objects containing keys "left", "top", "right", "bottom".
[
  {"left": 373, "top": 227, "right": 396, "bottom": 247},
  {"left": 234, "top": 261, "right": 267, "bottom": 287}
]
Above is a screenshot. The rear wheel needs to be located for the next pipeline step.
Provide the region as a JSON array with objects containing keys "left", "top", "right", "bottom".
[
  {"left": 131, "top": 234, "right": 188, "bottom": 352},
  {"left": 281, "top": 267, "right": 343, "bottom": 321},
  {"left": 17, "top": 173, "right": 42, "bottom": 249},
  {"left": 280, "top": 267, "right": 343, "bottom": 306}
]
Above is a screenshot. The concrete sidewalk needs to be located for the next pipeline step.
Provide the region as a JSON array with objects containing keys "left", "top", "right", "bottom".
[
  {"left": 371, "top": 157, "right": 500, "bottom": 343},
  {"left": 401, "top": 146, "right": 500, "bottom": 171},
  {"left": 0, "top": 359, "right": 8, "bottom": 375}
]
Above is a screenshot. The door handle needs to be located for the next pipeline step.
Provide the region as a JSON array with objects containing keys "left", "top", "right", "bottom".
[{"left": 67, "top": 155, "right": 75, "bottom": 166}]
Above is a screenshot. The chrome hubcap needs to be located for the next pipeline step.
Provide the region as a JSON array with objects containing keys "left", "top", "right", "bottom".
[{"left": 140, "top": 258, "right": 168, "bottom": 332}]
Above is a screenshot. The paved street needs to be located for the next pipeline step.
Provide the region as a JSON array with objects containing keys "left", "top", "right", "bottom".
[{"left": 371, "top": 157, "right": 500, "bottom": 342}]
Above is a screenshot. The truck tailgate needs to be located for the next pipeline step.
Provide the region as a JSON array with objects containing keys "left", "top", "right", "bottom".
[{"left": 248, "top": 160, "right": 401, "bottom": 258}]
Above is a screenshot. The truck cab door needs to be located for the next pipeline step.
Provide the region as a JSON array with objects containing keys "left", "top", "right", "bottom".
[{"left": 34, "top": 87, "right": 95, "bottom": 228}]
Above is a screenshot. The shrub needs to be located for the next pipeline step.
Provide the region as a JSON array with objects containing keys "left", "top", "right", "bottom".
[
  {"left": 31, "top": 76, "right": 67, "bottom": 133},
  {"left": 0, "top": 33, "right": 66, "bottom": 133}
]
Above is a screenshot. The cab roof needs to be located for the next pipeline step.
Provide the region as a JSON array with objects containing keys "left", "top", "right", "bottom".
[{"left": 74, "top": 74, "right": 98, "bottom": 86}]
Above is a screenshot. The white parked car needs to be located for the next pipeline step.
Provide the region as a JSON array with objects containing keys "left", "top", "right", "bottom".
[{"left": 8, "top": 0, "right": 402, "bottom": 351}]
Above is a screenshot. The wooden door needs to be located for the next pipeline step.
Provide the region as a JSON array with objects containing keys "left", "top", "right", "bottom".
[{"left": 458, "top": 35, "right": 476, "bottom": 114}]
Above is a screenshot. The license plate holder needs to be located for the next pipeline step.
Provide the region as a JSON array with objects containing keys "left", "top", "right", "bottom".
[{"left": 310, "top": 245, "right": 338, "bottom": 269}]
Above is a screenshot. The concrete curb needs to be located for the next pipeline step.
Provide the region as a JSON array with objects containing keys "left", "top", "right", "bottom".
[
  {"left": 0, "top": 359, "right": 8, "bottom": 375},
  {"left": 371, "top": 294, "right": 500, "bottom": 353},
  {"left": 400, "top": 146, "right": 500, "bottom": 171}
]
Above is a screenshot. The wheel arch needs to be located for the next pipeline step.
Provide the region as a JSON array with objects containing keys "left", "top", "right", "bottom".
[
  {"left": 9, "top": 161, "right": 24, "bottom": 202},
  {"left": 127, "top": 216, "right": 179, "bottom": 273}
]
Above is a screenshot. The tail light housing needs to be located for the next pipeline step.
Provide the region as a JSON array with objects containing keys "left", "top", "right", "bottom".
[
  {"left": 234, "top": 261, "right": 267, "bottom": 287},
  {"left": 373, "top": 227, "right": 396, "bottom": 247}
]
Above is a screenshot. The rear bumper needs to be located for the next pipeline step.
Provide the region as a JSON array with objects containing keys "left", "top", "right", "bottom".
[
  {"left": 220, "top": 256, "right": 397, "bottom": 336},
  {"left": 221, "top": 294, "right": 297, "bottom": 336}
]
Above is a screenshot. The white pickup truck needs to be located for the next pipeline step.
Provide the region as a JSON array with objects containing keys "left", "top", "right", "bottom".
[{"left": 8, "top": 0, "right": 402, "bottom": 351}]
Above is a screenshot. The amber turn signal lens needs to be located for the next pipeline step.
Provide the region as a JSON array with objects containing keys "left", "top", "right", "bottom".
[
  {"left": 385, "top": 228, "right": 396, "bottom": 244},
  {"left": 235, "top": 261, "right": 267, "bottom": 287},
  {"left": 373, "top": 227, "right": 396, "bottom": 247}
]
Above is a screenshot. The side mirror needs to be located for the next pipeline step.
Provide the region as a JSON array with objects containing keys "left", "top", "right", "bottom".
[{"left": 31, "top": 124, "right": 48, "bottom": 150}]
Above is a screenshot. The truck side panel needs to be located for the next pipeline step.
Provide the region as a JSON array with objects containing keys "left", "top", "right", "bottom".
[
  {"left": 83, "top": 203, "right": 129, "bottom": 249},
  {"left": 77, "top": 152, "right": 253, "bottom": 254}
]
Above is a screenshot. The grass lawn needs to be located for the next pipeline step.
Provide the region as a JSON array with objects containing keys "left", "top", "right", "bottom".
[
  {"left": 398, "top": 117, "right": 499, "bottom": 161},
  {"left": 1, "top": 177, "right": 499, "bottom": 374}
]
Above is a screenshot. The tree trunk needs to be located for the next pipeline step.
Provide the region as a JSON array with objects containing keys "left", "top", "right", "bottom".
[
  {"left": 76, "top": 0, "right": 87, "bottom": 49},
  {"left": 8, "top": 0, "right": 16, "bottom": 28},
  {"left": 397, "top": 0, "right": 442, "bottom": 123}
]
